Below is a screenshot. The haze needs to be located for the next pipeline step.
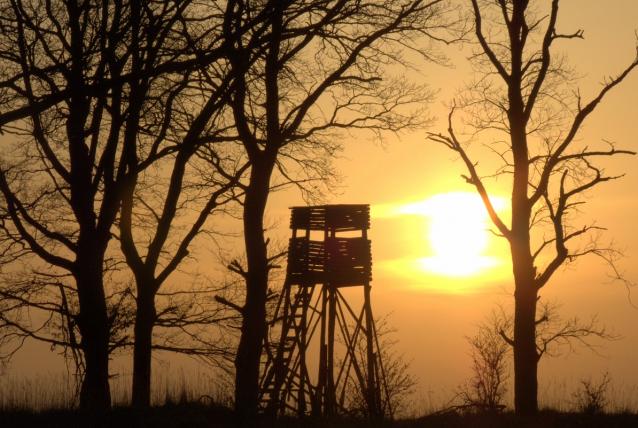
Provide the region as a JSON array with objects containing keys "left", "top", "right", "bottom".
[{"left": 6, "top": 0, "right": 638, "bottom": 411}]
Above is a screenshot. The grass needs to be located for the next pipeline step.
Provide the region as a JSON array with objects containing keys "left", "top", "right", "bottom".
[
  {"left": 2, "top": 373, "right": 638, "bottom": 427},
  {"left": 0, "top": 369, "right": 233, "bottom": 411},
  {"left": 0, "top": 373, "right": 77, "bottom": 411},
  {"left": 2, "top": 406, "right": 638, "bottom": 428},
  {"left": 398, "top": 410, "right": 638, "bottom": 428},
  {"left": 0, "top": 402, "right": 233, "bottom": 428}
]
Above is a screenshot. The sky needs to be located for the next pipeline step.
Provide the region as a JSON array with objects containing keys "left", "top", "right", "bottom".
[
  {"left": 264, "top": 0, "right": 638, "bottom": 410},
  {"left": 4, "top": 0, "right": 638, "bottom": 412}
]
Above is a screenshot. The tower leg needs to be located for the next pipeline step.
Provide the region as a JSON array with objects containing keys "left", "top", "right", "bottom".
[
  {"left": 315, "top": 285, "right": 328, "bottom": 416},
  {"left": 326, "top": 285, "right": 337, "bottom": 416},
  {"left": 364, "top": 284, "right": 379, "bottom": 418},
  {"left": 297, "top": 286, "right": 309, "bottom": 416}
]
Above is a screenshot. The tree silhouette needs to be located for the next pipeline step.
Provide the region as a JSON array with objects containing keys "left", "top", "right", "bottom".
[
  {"left": 116, "top": 3, "right": 251, "bottom": 407},
  {"left": 429, "top": 0, "right": 638, "bottom": 416},
  {"left": 458, "top": 313, "right": 509, "bottom": 413},
  {"left": 220, "top": 0, "right": 457, "bottom": 420},
  {"left": 0, "top": 0, "right": 216, "bottom": 410},
  {"left": 456, "top": 303, "right": 613, "bottom": 413}
]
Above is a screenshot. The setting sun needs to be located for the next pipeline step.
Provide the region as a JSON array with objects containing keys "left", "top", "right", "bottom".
[
  {"left": 387, "top": 192, "right": 507, "bottom": 278},
  {"left": 375, "top": 192, "right": 506, "bottom": 279},
  {"left": 422, "top": 192, "right": 505, "bottom": 276}
]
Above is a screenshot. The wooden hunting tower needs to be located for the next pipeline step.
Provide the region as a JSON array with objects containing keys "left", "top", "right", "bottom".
[{"left": 259, "top": 204, "right": 391, "bottom": 418}]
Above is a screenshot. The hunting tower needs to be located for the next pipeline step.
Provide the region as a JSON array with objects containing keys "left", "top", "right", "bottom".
[{"left": 259, "top": 204, "right": 391, "bottom": 418}]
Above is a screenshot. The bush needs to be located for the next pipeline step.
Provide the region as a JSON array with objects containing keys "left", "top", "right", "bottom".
[{"left": 572, "top": 372, "right": 611, "bottom": 414}]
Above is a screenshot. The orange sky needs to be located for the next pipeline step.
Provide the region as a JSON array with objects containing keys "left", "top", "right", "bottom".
[
  {"left": 6, "top": 0, "right": 638, "bottom": 412},
  {"left": 264, "top": 0, "right": 638, "bottom": 409}
]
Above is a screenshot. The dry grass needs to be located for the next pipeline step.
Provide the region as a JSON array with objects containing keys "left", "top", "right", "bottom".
[
  {"left": 1, "top": 372, "right": 638, "bottom": 427},
  {"left": 0, "top": 368, "right": 233, "bottom": 411}
]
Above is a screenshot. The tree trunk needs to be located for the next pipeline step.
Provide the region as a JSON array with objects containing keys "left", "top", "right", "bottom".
[
  {"left": 513, "top": 278, "right": 538, "bottom": 415},
  {"left": 511, "top": 238, "right": 538, "bottom": 416},
  {"left": 234, "top": 158, "right": 273, "bottom": 421},
  {"left": 509, "top": 87, "right": 538, "bottom": 415},
  {"left": 132, "top": 287, "right": 157, "bottom": 408},
  {"left": 76, "top": 250, "right": 111, "bottom": 411},
  {"left": 80, "top": 332, "right": 111, "bottom": 411}
]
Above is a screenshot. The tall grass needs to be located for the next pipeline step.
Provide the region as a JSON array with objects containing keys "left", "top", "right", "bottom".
[
  {"left": 2, "top": 369, "right": 637, "bottom": 415},
  {"left": 0, "top": 367, "right": 232, "bottom": 411},
  {"left": 0, "top": 373, "right": 76, "bottom": 411},
  {"left": 539, "top": 377, "right": 638, "bottom": 413}
]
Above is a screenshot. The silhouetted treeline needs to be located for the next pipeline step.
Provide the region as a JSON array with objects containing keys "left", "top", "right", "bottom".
[{"left": 0, "top": 0, "right": 456, "bottom": 420}]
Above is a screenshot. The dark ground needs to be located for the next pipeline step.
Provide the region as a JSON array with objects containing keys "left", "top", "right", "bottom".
[{"left": 1, "top": 404, "right": 637, "bottom": 428}]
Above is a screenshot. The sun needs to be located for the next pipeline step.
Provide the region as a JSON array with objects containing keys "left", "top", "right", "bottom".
[{"left": 398, "top": 192, "right": 506, "bottom": 277}]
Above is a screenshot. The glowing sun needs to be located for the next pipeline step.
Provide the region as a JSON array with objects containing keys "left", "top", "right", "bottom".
[{"left": 399, "top": 192, "right": 507, "bottom": 277}]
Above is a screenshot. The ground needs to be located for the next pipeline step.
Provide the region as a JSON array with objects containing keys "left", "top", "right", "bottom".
[{"left": 2, "top": 404, "right": 638, "bottom": 428}]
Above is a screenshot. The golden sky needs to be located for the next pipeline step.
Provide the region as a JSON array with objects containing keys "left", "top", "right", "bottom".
[
  {"left": 6, "top": 0, "right": 638, "bottom": 410},
  {"left": 264, "top": 0, "right": 638, "bottom": 407}
]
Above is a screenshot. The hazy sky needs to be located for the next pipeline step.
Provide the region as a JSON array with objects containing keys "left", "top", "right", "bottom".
[
  {"left": 6, "top": 0, "right": 638, "bottom": 411},
  {"left": 265, "top": 0, "right": 638, "bottom": 409}
]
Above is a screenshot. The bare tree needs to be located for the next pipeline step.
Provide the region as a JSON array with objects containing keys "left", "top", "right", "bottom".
[
  {"left": 117, "top": 14, "right": 240, "bottom": 408},
  {"left": 0, "top": 260, "right": 134, "bottom": 402},
  {"left": 115, "top": 1, "right": 289, "bottom": 408},
  {"left": 458, "top": 313, "right": 509, "bottom": 413},
  {"left": 346, "top": 316, "right": 418, "bottom": 418},
  {"left": 0, "top": 0, "right": 207, "bottom": 410},
  {"left": 428, "top": 0, "right": 638, "bottom": 415},
  {"left": 457, "top": 302, "right": 613, "bottom": 414},
  {"left": 572, "top": 371, "right": 611, "bottom": 414},
  {"left": 218, "top": 0, "right": 457, "bottom": 419}
]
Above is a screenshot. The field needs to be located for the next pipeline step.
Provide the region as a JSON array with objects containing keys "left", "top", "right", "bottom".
[
  {"left": 3, "top": 372, "right": 638, "bottom": 427},
  {"left": 2, "top": 403, "right": 638, "bottom": 428}
]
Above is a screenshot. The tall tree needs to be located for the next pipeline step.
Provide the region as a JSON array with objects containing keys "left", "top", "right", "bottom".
[
  {"left": 117, "top": 0, "right": 280, "bottom": 407},
  {"left": 0, "top": 0, "right": 200, "bottom": 409},
  {"left": 118, "top": 32, "right": 242, "bottom": 409},
  {"left": 221, "top": 0, "right": 456, "bottom": 419},
  {"left": 429, "top": 0, "right": 638, "bottom": 415}
]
